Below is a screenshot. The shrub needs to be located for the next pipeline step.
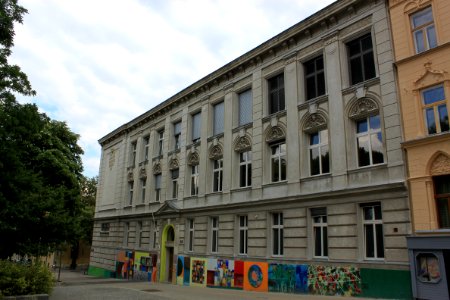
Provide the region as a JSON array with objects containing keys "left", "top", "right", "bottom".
[{"left": 0, "top": 260, "right": 54, "bottom": 297}]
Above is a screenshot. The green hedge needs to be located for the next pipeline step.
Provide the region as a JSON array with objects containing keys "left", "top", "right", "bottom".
[{"left": 0, "top": 260, "right": 54, "bottom": 298}]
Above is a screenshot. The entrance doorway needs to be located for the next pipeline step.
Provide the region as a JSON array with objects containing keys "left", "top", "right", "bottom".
[{"left": 160, "top": 224, "right": 175, "bottom": 283}]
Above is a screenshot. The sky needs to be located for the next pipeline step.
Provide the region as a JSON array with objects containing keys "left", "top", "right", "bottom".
[{"left": 11, "top": 0, "right": 336, "bottom": 177}]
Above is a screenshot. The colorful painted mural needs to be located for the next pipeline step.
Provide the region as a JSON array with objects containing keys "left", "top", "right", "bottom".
[
  {"left": 234, "top": 260, "right": 244, "bottom": 288},
  {"left": 115, "top": 250, "right": 157, "bottom": 282},
  {"left": 206, "top": 258, "right": 235, "bottom": 288},
  {"left": 308, "top": 265, "right": 361, "bottom": 296},
  {"left": 115, "top": 250, "right": 134, "bottom": 279},
  {"left": 268, "top": 264, "right": 308, "bottom": 294},
  {"left": 243, "top": 261, "right": 268, "bottom": 292},
  {"left": 190, "top": 258, "right": 207, "bottom": 287}
]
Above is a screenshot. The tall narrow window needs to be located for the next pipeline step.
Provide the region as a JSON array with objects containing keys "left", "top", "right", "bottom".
[
  {"left": 347, "top": 33, "right": 376, "bottom": 85},
  {"left": 239, "top": 151, "right": 252, "bottom": 187},
  {"left": 434, "top": 175, "right": 450, "bottom": 228},
  {"left": 128, "top": 181, "right": 134, "bottom": 205},
  {"left": 211, "top": 217, "right": 219, "bottom": 253},
  {"left": 311, "top": 208, "right": 328, "bottom": 258},
  {"left": 124, "top": 222, "right": 130, "bottom": 246},
  {"left": 143, "top": 135, "right": 150, "bottom": 161},
  {"left": 213, "top": 159, "right": 223, "bottom": 192},
  {"left": 239, "top": 89, "right": 252, "bottom": 126},
  {"left": 304, "top": 55, "right": 325, "bottom": 100},
  {"left": 192, "top": 112, "right": 201, "bottom": 143},
  {"left": 191, "top": 165, "right": 199, "bottom": 196},
  {"left": 356, "top": 115, "right": 384, "bottom": 167},
  {"left": 271, "top": 142, "right": 286, "bottom": 182},
  {"left": 213, "top": 101, "right": 224, "bottom": 135},
  {"left": 130, "top": 141, "right": 137, "bottom": 167},
  {"left": 173, "top": 121, "right": 182, "bottom": 150},
  {"left": 362, "top": 203, "right": 384, "bottom": 259},
  {"left": 268, "top": 73, "right": 285, "bottom": 114},
  {"left": 272, "top": 213, "right": 284, "bottom": 256},
  {"left": 152, "top": 221, "right": 158, "bottom": 249},
  {"left": 422, "top": 85, "right": 448, "bottom": 134},
  {"left": 239, "top": 215, "right": 248, "bottom": 255},
  {"left": 137, "top": 221, "right": 143, "bottom": 248},
  {"left": 411, "top": 6, "right": 437, "bottom": 53},
  {"left": 171, "top": 169, "right": 179, "bottom": 199},
  {"left": 188, "top": 219, "right": 194, "bottom": 252},
  {"left": 140, "top": 178, "right": 146, "bottom": 203},
  {"left": 155, "top": 174, "right": 162, "bottom": 202},
  {"left": 157, "top": 130, "right": 164, "bottom": 156},
  {"left": 309, "top": 129, "right": 330, "bottom": 176}
]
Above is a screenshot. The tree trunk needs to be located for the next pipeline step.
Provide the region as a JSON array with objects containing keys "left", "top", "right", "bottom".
[{"left": 70, "top": 241, "right": 79, "bottom": 270}]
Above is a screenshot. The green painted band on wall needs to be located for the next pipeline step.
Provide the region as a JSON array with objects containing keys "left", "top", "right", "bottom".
[
  {"left": 358, "top": 268, "right": 412, "bottom": 299},
  {"left": 87, "top": 265, "right": 115, "bottom": 278}
]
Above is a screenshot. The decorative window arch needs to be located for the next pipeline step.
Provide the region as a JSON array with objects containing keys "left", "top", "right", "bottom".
[
  {"left": 265, "top": 124, "right": 286, "bottom": 144},
  {"left": 152, "top": 162, "right": 162, "bottom": 175},
  {"left": 348, "top": 97, "right": 379, "bottom": 121},
  {"left": 209, "top": 144, "right": 224, "bottom": 160},
  {"left": 169, "top": 157, "right": 179, "bottom": 170},
  {"left": 428, "top": 152, "right": 450, "bottom": 176},
  {"left": 233, "top": 135, "right": 252, "bottom": 153},
  {"left": 302, "top": 112, "right": 328, "bottom": 134},
  {"left": 187, "top": 151, "right": 199, "bottom": 166}
]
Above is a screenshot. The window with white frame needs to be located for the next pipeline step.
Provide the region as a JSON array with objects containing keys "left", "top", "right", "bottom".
[
  {"left": 347, "top": 33, "right": 376, "bottom": 85},
  {"left": 140, "top": 178, "right": 146, "bottom": 203},
  {"left": 188, "top": 219, "right": 194, "bottom": 252},
  {"left": 154, "top": 174, "right": 162, "bottom": 202},
  {"left": 213, "top": 101, "right": 224, "bottom": 136},
  {"left": 356, "top": 115, "right": 384, "bottom": 167},
  {"left": 128, "top": 181, "right": 134, "bottom": 205},
  {"left": 152, "top": 220, "right": 158, "bottom": 249},
  {"left": 157, "top": 129, "right": 164, "bottom": 156},
  {"left": 422, "top": 85, "right": 449, "bottom": 135},
  {"left": 137, "top": 221, "right": 143, "bottom": 248},
  {"left": 192, "top": 112, "right": 201, "bottom": 143},
  {"left": 272, "top": 212, "right": 284, "bottom": 256},
  {"left": 304, "top": 55, "right": 325, "bottom": 100},
  {"left": 311, "top": 208, "right": 328, "bottom": 258},
  {"left": 239, "top": 215, "right": 248, "bottom": 255},
  {"left": 213, "top": 159, "right": 223, "bottom": 192},
  {"left": 191, "top": 165, "right": 199, "bottom": 196},
  {"left": 271, "top": 142, "right": 286, "bottom": 182},
  {"left": 268, "top": 73, "right": 285, "bottom": 114},
  {"left": 309, "top": 129, "right": 330, "bottom": 176},
  {"left": 130, "top": 141, "right": 137, "bottom": 167},
  {"left": 362, "top": 203, "right": 384, "bottom": 259},
  {"left": 124, "top": 222, "right": 130, "bottom": 246},
  {"left": 239, "top": 89, "right": 252, "bottom": 126},
  {"left": 171, "top": 169, "right": 179, "bottom": 199},
  {"left": 173, "top": 121, "right": 182, "bottom": 150},
  {"left": 211, "top": 217, "right": 219, "bottom": 253},
  {"left": 143, "top": 135, "right": 150, "bottom": 161},
  {"left": 411, "top": 6, "right": 437, "bottom": 54},
  {"left": 239, "top": 151, "right": 252, "bottom": 187}
]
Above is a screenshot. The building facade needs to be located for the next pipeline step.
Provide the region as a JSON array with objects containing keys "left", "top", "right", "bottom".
[
  {"left": 89, "top": 0, "right": 412, "bottom": 298},
  {"left": 388, "top": 0, "right": 450, "bottom": 299}
]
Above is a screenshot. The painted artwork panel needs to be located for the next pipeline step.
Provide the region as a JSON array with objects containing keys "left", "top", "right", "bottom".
[
  {"left": 115, "top": 250, "right": 134, "bottom": 279},
  {"left": 216, "top": 259, "right": 234, "bottom": 288},
  {"left": 134, "top": 251, "right": 152, "bottom": 281},
  {"left": 177, "top": 255, "right": 184, "bottom": 285},
  {"left": 243, "top": 261, "right": 268, "bottom": 292},
  {"left": 183, "top": 257, "right": 190, "bottom": 286},
  {"left": 308, "top": 265, "right": 361, "bottom": 296},
  {"left": 190, "top": 257, "right": 207, "bottom": 287},
  {"left": 234, "top": 260, "right": 244, "bottom": 288},
  {"left": 268, "top": 264, "right": 307, "bottom": 294},
  {"left": 207, "top": 258, "right": 217, "bottom": 287}
]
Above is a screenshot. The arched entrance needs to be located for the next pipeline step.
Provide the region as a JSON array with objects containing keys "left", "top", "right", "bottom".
[{"left": 159, "top": 224, "right": 175, "bottom": 283}]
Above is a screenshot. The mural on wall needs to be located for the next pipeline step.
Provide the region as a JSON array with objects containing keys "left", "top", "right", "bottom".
[
  {"left": 190, "top": 258, "right": 207, "bottom": 287},
  {"left": 268, "top": 264, "right": 308, "bottom": 294},
  {"left": 115, "top": 250, "right": 157, "bottom": 282},
  {"left": 308, "top": 265, "right": 361, "bottom": 296},
  {"left": 115, "top": 250, "right": 134, "bottom": 279},
  {"left": 234, "top": 260, "right": 244, "bottom": 289},
  {"left": 206, "top": 258, "right": 235, "bottom": 288},
  {"left": 244, "top": 261, "right": 268, "bottom": 292},
  {"left": 176, "top": 256, "right": 184, "bottom": 285}
]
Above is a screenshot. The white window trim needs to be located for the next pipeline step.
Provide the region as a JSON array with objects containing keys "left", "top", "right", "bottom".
[
  {"left": 191, "top": 165, "right": 199, "bottom": 196},
  {"left": 313, "top": 215, "right": 328, "bottom": 258},
  {"left": 363, "top": 204, "right": 384, "bottom": 260},
  {"left": 309, "top": 129, "right": 329, "bottom": 176},
  {"left": 272, "top": 213, "right": 284, "bottom": 257},
  {"left": 271, "top": 143, "right": 286, "bottom": 183},
  {"left": 213, "top": 159, "right": 223, "bottom": 192},
  {"left": 188, "top": 219, "right": 194, "bottom": 252},
  {"left": 239, "top": 151, "right": 252, "bottom": 188},
  {"left": 211, "top": 217, "right": 219, "bottom": 253},
  {"left": 356, "top": 116, "right": 384, "bottom": 167},
  {"left": 239, "top": 215, "right": 248, "bottom": 255}
]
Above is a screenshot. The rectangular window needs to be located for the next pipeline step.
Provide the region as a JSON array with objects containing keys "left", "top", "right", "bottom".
[
  {"left": 188, "top": 219, "right": 194, "bottom": 252},
  {"left": 130, "top": 141, "right": 137, "bottom": 167},
  {"left": 434, "top": 175, "right": 450, "bottom": 228},
  {"left": 152, "top": 221, "right": 158, "bottom": 249},
  {"left": 192, "top": 112, "right": 201, "bottom": 142},
  {"left": 411, "top": 6, "right": 437, "bottom": 53},
  {"left": 124, "top": 222, "right": 130, "bottom": 246},
  {"left": 128, "top": 181, "right": 134, "bottom": 205},
  {"left": 356, "top": 115, "right": 384, "bottom": 167},
  {"left": 140, "top": 178, "right": 146, "bottom": 203},
  {"left": 155, "top": 174, "right": 162, "bottom": 202},
  {"left": 272, "top": 213, "right": 284, "bottom": 256},
  {"left": 239, "top": 89, "right": 252, "bottom": 126},
  {"left": 304, "top": 55, "right": 325, "bottom": 100},
  {"left": 143, "top": 135, "right": 150, "bottom": 161},
  {"left": 213, "top": 101, "right": 225, "bottom": 135},
  {"left": 311, "top": 208, "right": 328, "bottom": 258},
  {"left": 271, "top": 142, "right": 287, "bottom": 182},
  {"left": 422, "top": 85, "right": 448, "bottom": 134},
  {"left": 137, "top": 221, "right": 143, "bottom": 248},
  {"left": 213, "top": 159, "right": 223, "bottom": 192},
  {"left": 211, "top": 217, "right": 219, "bottom": 253},
  {"left": 191, "top": 165, "right": 199, "bottom": 196},
  {"left": 157, "top": 130, "right": 164, "bottom": 156},
  {"left": 268, "top": 73, "right": 285, "bottom": 114},
  {"left": 101, "top": 223, "right": 110, "bottom": 232},
  {"left": 309, "top": 129, "right": 330, "bottom": 176},
  {"left": 347, "top": 33, "right": 376, "bottom": 85},
  {"left": 239, "top": 151, "right": 252, "bottom": 187},
  {"left": 362, "top": 203, "right": 384, "bottom": 259},
  {"left": 171, "top": 169, "right": 179, "bottom": 199},
  {"left": 239, "top": 215, "right": 248, "bottom": 255},
  {"left": 174, "top": 121, "right": 182, "bottom": 150}
]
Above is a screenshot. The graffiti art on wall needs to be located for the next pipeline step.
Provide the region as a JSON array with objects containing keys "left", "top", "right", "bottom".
[
  {"left": 115, "top": 250, "right": 157, "bottom": 282},
  {"left": 206, "top": 258, "right": 235, "bottom": 288},
  {"left": 176, "top": 255, "right": 184, "bottom": 285},
  {"left": 244, "top": 261, "right": 268, "bottom": 292},
  {"left": 308, "top": 265, "right": 361, "bottom": 296},
  {"left": 268, "top": 264, "right": 308, "bottom": 294},
  {"left": 234, "top": 260, "right": 244, "bottom": 288},
  {"left": 190, "top": 258, "right": 207, "bottom": 287},
  {"left": 115, "top": 250, "right": 134, "bottom": 279},
  {"left": 183, "top": 257, "right": 191, "bottom": 285}
]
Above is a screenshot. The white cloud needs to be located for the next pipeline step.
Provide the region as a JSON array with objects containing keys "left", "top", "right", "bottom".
[{"left": 11, "top": 0, "right": 335, "bottom": 177}]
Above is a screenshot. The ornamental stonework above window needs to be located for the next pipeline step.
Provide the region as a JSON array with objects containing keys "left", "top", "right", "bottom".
[
  {"left": 152, "top": 162, "right": 162, "bottom": 175},
  {"left": 303, "top": 113, "right": 327, "bottom": 134},
  {"left": 265, "top": 125, "right": 286, "bottom": 143},
  {"left": 348, "top": 98, "right": 379, "bottom": 120},
  {"left": 234, "top": 135, "right": 252, "bottom": 153},
  {"left": 209, "top": 144, "right": 223, "bottom": 160},
  {"left": 188, "top": 151, "right": 200, "bottom": 166}
]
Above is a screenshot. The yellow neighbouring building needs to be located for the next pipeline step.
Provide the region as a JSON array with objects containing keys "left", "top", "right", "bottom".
[{"left": 389, "top": 0, "right": 450, "bottom": 299}]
